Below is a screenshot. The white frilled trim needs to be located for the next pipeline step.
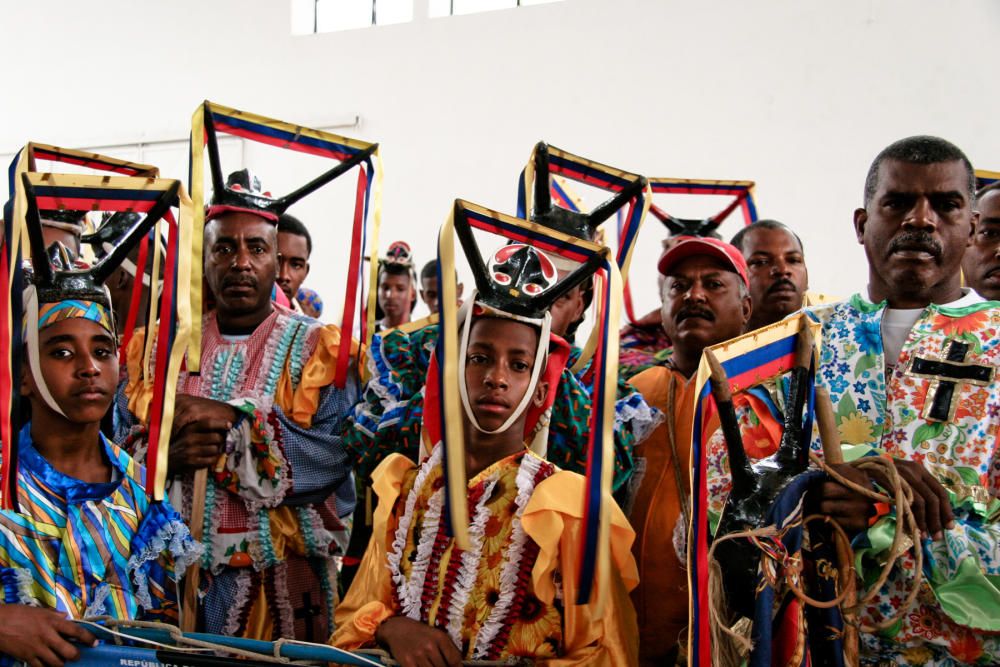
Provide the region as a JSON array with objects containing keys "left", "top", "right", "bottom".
[
  {"left": 388, "top": 446, "right": 442, "bottom": 609},
  {"left": 472, "top": 453, "right": 543, "bottom": 659},
  {"left": 85, "top": 583, "right": 112, "bottom": 617},
  {"left": 615, "top": 396, "right": 665, "bottom": 445},
  {"left": 400, "top": 487, "right": 444, "bottom": 620},
  {"left": 222, "top": 569, "right": 254, "bottom": 638},
  {"left": 128, "top": 520, "right": 205, "bottom": 611},
  {"left": 10, "top": 569, "right": 39, "bottom": 606},
  {"left": 446, "top": 475, "right": 498, "bottom": 650}
]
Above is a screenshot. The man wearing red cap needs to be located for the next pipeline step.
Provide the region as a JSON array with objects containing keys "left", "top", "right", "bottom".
[{"left": 626, "top": 236, "right": 751, "bottom": 666}]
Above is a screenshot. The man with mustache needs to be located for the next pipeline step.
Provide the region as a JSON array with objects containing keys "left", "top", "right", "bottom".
[
  {"left": 730, "top": 219, "right": 834, "bottom": 331},
  {"left": 809, "top": 136, "right": 1000, "bottom": 664},
  {"left": 626, "top": 236, "right": 751, "bottom": 666},
  {"left": 963, "top": 181, "right": 1000, "bottom": 301},
  {"left": 119, "top": 170, "right": 359, "bottom": 641}
]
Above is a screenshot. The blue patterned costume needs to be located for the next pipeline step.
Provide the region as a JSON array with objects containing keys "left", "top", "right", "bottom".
[{"left": 0, "top": 423, "right": 200, "bottom": 623}]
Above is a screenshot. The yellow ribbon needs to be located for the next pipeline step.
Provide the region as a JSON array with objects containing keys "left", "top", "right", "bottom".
[{"left": 436, "top": 203, "right": 470, "bottom": 550}]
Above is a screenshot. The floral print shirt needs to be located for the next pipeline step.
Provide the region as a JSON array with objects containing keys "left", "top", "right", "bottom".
[{"left": 806, "top": 294, "right": 1000, "bottom": 666}]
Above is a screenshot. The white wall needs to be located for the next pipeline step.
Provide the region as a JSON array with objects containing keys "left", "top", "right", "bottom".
[{"left": 2, "top": 0, "right": 997, "bottom": 323}]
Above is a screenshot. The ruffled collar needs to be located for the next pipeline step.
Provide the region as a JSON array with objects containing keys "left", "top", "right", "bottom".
[{"left": 18, "top": 423, "right": 124, "bottom": 503}]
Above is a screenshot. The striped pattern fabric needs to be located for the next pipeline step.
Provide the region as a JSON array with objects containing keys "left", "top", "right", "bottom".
[{"left": 0, "top": 423, "right": 200, "bottom": 620}]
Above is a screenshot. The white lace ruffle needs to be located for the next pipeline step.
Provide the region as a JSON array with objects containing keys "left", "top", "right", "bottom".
[
  {"left": 222, "top": 569, "right": 254, "bottom": 637},
  {"left": 401, "top": 487, "right": 444, "bottom": 621},
  {"left": 127, "top": 519, "right": 205, "bottom": 612},
  {"left": 10, "top": 568, "right": 39, "bottom": 606},
  {"left": 388, "top": 446, "right": 442, "bottom": 608},
  {"left": 615, "top": 397, "right": 665, "bottom": 445}
]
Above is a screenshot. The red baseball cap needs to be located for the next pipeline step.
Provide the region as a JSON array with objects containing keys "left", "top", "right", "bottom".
[{"left": 657, "top": 236, "right": 749, "bottom": 287}]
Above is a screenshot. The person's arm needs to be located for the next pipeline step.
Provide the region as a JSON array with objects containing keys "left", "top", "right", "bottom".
[
  {"left": 343, "top": 328, "right": 428, "bottom": 479},
  {"left": 548, "top": 369, "right": 656, "bottom": 493}
]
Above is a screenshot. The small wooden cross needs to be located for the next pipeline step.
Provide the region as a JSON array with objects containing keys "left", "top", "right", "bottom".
[
  {"left": 293, "top": 591, "right": 324, "bottom": 642},
  {"left": 906, "top": 339, "right": 995, "bottom": 422}
]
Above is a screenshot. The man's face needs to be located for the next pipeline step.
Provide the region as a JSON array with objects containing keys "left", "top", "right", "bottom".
[
  {"left": 963, "top": 189, "right": 1000, "bottom": 301},
  {"left": 464, "top": 317, "right": 544, "bottom": 432},
  {"left": 548, "top": 284, "right": 586, "bottom": 338},
  {"left": 276, "top": 231, "right": 310, "bottom": 302},
  {"left": 420, "top": 275, "right": 439, "bottom": 314},
  {"left": 661, "top": 255, "right": 751, "bottom": 356},
  {"left": 378, "top": 271, "right": 413, "bottom": 320},
  {"left": 742, "top": 227, "right": 808, "bottom": 326},
  {"left": 855, "top": 159, "right": 976, "bottom": 302},
  {"left": 22, "top": 318, "right": 118, "bottom": 423},
  {"left": 204, "top": 212, "right": 278, "bottom": 318}
]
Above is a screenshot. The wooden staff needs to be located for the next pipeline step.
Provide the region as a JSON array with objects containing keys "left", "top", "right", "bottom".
[
  {"left": 816, "top": 386, "right": 858, "bottom": 667},
  {"left": 181, "top": 468, "right": 207, "bottom": 632}
]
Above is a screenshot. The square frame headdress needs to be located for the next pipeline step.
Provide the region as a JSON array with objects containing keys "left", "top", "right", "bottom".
[
  {"left": 517, "top": 142, "right": 651, "bottom": 372},
  {"left": 2, "top": 149, "right": 194, "bottom": 507},
  {"left": 191, "top": 101, "right": 382, "bottom": 387},
  {"left": 436, "top": 199, "right": 622, "bottom": 612}
]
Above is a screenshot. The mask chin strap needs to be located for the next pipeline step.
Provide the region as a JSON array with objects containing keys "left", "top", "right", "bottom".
[
  {"left": 457, "top": 290, "right": 552, "bottom": 436},
  {"left": 23, "top": 286, "right": 68, "bottom": 418}
]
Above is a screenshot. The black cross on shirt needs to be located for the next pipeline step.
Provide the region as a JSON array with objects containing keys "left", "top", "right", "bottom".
[{"left": 906, "top": 340, "right": 995, "bottom": 423}]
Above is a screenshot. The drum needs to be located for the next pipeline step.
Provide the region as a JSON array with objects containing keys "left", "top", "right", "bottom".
[{"left": 54, "top": 618, "right": 534, "bottom": 667}]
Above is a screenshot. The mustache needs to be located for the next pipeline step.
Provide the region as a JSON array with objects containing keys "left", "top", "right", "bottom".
[
  {"left": 676, "top": 306, "right": 715, "bottom": 323},
  {"left": 767, "top": 278, "right": 798, "bottom": 294},
  {"left": 888, "top": 231, "right": 942, "bottom": 257},
  {"left": 222, "top": 275, "right": 258, "bottom": 289}
]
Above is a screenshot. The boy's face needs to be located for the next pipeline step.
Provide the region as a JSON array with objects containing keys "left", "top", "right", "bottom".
[
  {"left": 420, "top": 275, "right": 439, "bottom": 314},
  {"left": 464, "top": 317, "right": 546, "bottom": 432},
  {"left": 276, "top": 231, "right": 310, "bottom": 302},
  {"left": 22, "top": 317, "right": 118, "bottom": 423},
  {"left": 378, "top": 271, "right": 414, "bottom": 319}
]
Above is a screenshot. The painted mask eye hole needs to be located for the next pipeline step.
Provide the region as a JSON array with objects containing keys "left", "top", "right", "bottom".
[{"left": 493, "top": 271, "right": 512, "bottom": 285}]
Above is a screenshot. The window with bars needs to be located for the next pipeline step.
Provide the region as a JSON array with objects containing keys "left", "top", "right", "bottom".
[{"left": 292, "top": 0, "right": 565, "bottom": 34}]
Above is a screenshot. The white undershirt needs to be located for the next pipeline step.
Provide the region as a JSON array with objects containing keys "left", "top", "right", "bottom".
[{"left": 875, "top": 288, "right": 984, "bottom": 370}]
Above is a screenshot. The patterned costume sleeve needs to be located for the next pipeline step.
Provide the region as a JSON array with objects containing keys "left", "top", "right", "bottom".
[
  {"left": 128, "top": 500, "right": 203, "bottom": 622},
  {"left": 331, "top": 454, "right": 413, "bottom": 648},
  {"left": 227, "top": 325, "right": 360, "bottom": 508},
  {"left": 343, "top": 328, "right": 433, "bottom": 479},
  {"left": 113, "top": 327, "right": 149, "bottom": 445},
  {"left": 549, "top": 363, "right": 661, "bottom": 493}
]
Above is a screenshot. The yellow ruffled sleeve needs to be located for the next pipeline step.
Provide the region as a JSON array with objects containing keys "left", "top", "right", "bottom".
[
  {"left": 521, "top": 471, "right": 640, "bottom": 666},
  {"left": 330, "top": 453, "right": 414, "bottom": 649},
  {"left": 124, "top": 326, "right": 155, "bottom": 424},
  {"left": 276, "top": 324, "right": 360, "bottom": 429}
]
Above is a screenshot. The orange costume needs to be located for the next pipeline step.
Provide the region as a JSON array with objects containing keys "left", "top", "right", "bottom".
[
  {"left": 332, "top": 447, "right": 639, "bottom": 665},
  {"left": 626, "top": 366, "right": 693, "bottom": 666}
]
